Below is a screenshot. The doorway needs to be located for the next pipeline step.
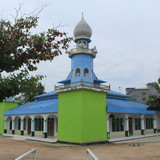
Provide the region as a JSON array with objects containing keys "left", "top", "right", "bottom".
[
  {"left": 47, "top": 118, "right": 54, "bottom": 137},
  {"left": 129, "top": 118, "right": 133, "bottom": 136}
]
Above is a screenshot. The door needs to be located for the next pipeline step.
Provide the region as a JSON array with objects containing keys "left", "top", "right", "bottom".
[
  {"left": 47, "top": 118, "right": 54, "bottom": 136},
  {"left": 28, "top": 119, "right": 31, "bottom": 134},
  {"left": 129, "top": 118, "right": 133, "bottom": 136}
]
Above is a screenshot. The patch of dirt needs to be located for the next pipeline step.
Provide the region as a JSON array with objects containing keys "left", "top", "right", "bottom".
[{"left": 0, "top": 136, "right": 160, "bottom": 160}]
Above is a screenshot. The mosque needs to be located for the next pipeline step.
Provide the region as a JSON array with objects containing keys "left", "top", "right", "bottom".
[{"left": 4, "top": 16, "right": 156, "bottom": 144}]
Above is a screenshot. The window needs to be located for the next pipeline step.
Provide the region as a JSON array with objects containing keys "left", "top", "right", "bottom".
[
  {"left": 75, "top": 68, "right": 81, "bottom": 77},
  {"left": 146, "top": 118, "right": 153, "bottom": 129},
  {"left": 35, "top": 118, "right": 44, "bottom": 131},
  {"left": 135, "top": 118, "right": 141, "bottom": 130},
  {"left": 112, "top": 118, "right": 124, "bottom": 132},
  {"left": 18, "top": 118, "right": 21, "bottom": 130},
  {"left": 84, "top": 68, "right": 89, "bottom": 77}
]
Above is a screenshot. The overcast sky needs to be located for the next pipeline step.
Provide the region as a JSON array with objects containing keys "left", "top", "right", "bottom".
[{"left": 1, "top": 0, "right": 160, "bottom": 93}]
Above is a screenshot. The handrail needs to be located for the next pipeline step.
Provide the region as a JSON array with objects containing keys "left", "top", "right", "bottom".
[
  {"left": 15, "top": 149, "right": 36, "bottom": 160},
  {"left": 86, "top": 149, "right": 99, "bottom": 160},
  {"left": 55, "top": 81, "right": 110, "bottom": 92}
]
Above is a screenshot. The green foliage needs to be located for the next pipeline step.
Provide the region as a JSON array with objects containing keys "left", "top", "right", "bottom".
[
  {"left": 0, "top": 14, "right": 73, "bottom": 102},
  {"left": 128, "top": 98, "right": 137, "bottom": 102},
  {"left": 142, "top": 91, "right": 146, "bottom": 95},
  {"left": 0, "top": 69, "right": 45, "bottom": 103},
  {"left": 0, "top": 16, "right": 72, "bottom": 73}
]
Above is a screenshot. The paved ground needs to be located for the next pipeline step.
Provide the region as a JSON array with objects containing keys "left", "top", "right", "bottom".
[{"left": 1, "top": 135, "right": 160, "bottom": 160}]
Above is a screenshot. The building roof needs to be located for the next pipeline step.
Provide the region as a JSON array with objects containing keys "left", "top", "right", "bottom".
[
  {"left": 4, "top": 98, "right": 58, "bottom": 115},
  {"left": 4, "top": 90, "right": 155, "bottom": 115},
  {"left": 34, "top": 91, "right": 58, "bottom": 100},
  {"left": 73, "top": 16, "right": 92, "bottom": 39},
  {"left": 107, "top": 97, "right": 155, "bottom": 114},
  {"left": 107, "top": 90, "right": 130, "bottom": 99}
]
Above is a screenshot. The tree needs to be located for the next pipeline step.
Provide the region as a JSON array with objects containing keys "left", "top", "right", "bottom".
[
  {"left": 0, "top": 12, "right": 72, "bottom": 102},
  {"left": 0, "top": 16, "right": 72, "bottom": 73},
  {"left": 146, "top": 77, "right": 160, "bottom": 104},
  {"left": 0, "top": 69, "right": 45, "bottom": 103}
]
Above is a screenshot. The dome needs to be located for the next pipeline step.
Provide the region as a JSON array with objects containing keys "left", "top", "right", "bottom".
[{"left": 73, "top": 16, "right": 92, "bottom": 39}]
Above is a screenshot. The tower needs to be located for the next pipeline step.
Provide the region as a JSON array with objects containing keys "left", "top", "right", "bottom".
[{"left": 55, "top": 16, "right": 110, "bottom": 145}]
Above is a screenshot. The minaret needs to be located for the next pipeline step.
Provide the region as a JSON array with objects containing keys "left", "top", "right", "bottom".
[
  {"left": 69, "top": 15, "right": 96, "bottom": 84},
  {"left": 55, "top": 16, "right": 110, "bottom": 145}
]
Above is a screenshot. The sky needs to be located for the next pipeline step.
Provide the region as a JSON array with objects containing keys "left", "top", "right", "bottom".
[{"left": 1, "top": 0, "right": 160, "bottom": 93}]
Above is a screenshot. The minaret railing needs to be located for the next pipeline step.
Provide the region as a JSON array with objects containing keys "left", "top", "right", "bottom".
[{"left": 54, "top": 80, "right": 110, "bottom": 92}]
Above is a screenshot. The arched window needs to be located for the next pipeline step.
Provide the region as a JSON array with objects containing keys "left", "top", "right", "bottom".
[
  {"left": 135, "top": 118, "right": 141, "bottom": 130},
  {"left": 75, "top": 68, "right": 81, "bottom": 77},
  {"left": 84, "top": 68, "right": 89, "bottom": 77},
  {"left": 120, "top": 118, "right": 124, "bottom": 131},
  {"left": 35, "top": 118, "right": 44, "bottom": 131},
  {"left": 112, "top": 118, "right": 116, "bottom": 132}
]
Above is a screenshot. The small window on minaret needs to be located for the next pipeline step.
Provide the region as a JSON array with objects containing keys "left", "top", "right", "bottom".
[
  {"left": 84, "top": 68, "right": 89, "bottom": 77},
  {"left": 75, "top": 68, "right": 81, "bottom": 77}
]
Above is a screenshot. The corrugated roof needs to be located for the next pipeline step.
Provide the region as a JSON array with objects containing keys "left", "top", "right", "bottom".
[
  {"left": 5, "top": 91, "right": 155, "bottom": 116},
  {"left": 107, "top": 98, "right": 155, "bottom": 114},
  {"left": 34, "top": 91, "right": 58, "bottom": 99},
  {"left": 107, "top": 90, "right": 130, "bottom": 99},
  {"left": 4, "top": 98, "right": 58, "bottom": 115}
]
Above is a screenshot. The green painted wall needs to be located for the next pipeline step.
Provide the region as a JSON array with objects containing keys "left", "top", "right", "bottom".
[
  {"left": 0, "top": 101, "right": 18, "bottom": 134},
  {"left": 58, "top": 89, "right": 107, "bottom": 144}
]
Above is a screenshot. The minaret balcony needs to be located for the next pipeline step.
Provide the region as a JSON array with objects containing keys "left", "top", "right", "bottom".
[
  {"left": 54, "top": 81, "right": 110, "bottom": 93},
  {"left": 68, "top": 48, "right": 97, "bottom": 57}
]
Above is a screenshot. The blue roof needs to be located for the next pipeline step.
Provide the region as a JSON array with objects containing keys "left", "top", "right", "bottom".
[
  {"left": 107, "top": 90, "right": 130, "bottom": 99},
  {"left": 5, "top": 98, "right": 58, "bottom": 115},
  {"left": 58, "top": 72, "right": 71, "bottom": 84},
  {"left": 34, "top": 91, "right": 58, "bottom": 99},
  {"left": 93, "top": 72, "right": 106, "bottom": 83},
  {"left": 5, "top": 91, "right": 155, "bottom": 116},
  {"left": 107, "top": 98, "right": 155, "bottom": 114}
]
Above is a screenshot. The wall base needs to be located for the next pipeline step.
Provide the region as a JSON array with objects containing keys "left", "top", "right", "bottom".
[
  {"left": 4, "top": 129, "right": 7, "bottom": 134},
  {"left": 125, "top": 131, "right": 129, "bottom": 137},
  {"left": 20, "top": 130, "right": 24, "bottom": 136},
  {"left": 11, "top": 130, "right": 15, "bottom": 134},
  {"left": 107, "top": 132, "right": 110, "bottom": 139},
  {"left": 43, "top": 132, "right": 47, "bottom": 138},
  {"left": 141, "top": 130, "right": 145, "bottom": 135},
  {"left": 57, "top": 140, "right": 109, "bottom": 146},
  {"left": 31, "top": 131, "right": 35, "bottom": 137}
]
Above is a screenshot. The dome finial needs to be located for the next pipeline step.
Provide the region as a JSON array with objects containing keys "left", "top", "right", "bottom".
[{"left": 82, "top": 12, "right": 84, "bottom": 18}]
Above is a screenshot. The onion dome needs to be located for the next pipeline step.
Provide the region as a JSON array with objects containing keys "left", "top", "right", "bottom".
[{"left": 73, "top": 16, "right": 92, "bottom": 39}]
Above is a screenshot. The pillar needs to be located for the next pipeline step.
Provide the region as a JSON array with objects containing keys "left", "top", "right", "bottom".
[
  {"left": 11, "top": 119, "right": 15, "bottom": 134},
  {"left": 31, "top": 119, "right": 35, "bottom": 137},
  {"left": 153, "top": 115, "right": 157, "bottom": 133},
  {"left": 54, "top": 118, "right": 57, "bottom": 137},
  {"left": 43, "top": 119, "right": 48, "bottom": 138},
  {"left": 141, "top": 114, "right": 145, "bottom": 135},
  {"left": 4, "top": 120, "right": 7, "bottom": 134},
  {"left": 124, "top": 114, "right": 129, "bottom": 137},
  {"left": 107, "top": 114, "right": 110, "bottom": 139},
  {"left": 20, "top": 120, "right": 24, "bottom": 135}
]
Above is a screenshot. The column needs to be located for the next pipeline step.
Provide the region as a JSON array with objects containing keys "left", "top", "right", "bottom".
[
  {"left": 153, "top": 115, "right": 157, "bottom": 133},
  {"left": 20, "top": 119, "right": 24, "bottom": 135},
  {"left": 43, "top": 119, "right": 48, "bottom": 138},
  {"left": 141, "top": 114, "right": 145, "bottom": 135},
  {"left": 54, "top": 118, "right": 57, "bottom": 137},
  {"left": 107, "top": 114, "right": 110, "bottom": 139},
  {"left": 26, "top": 118, "right": 28, "bottom": 132},
  {"left": 31, "top": 119, "right": 35, "bottom": 137},
  {"left": 4, "top": 120, "right": 7, "bottom": 134},
  {"left": 124, "top": 114, "right": 129, "bottom": 137},
  {"left": 11, "top": 119, "right": 15, "bottom": 134}
]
